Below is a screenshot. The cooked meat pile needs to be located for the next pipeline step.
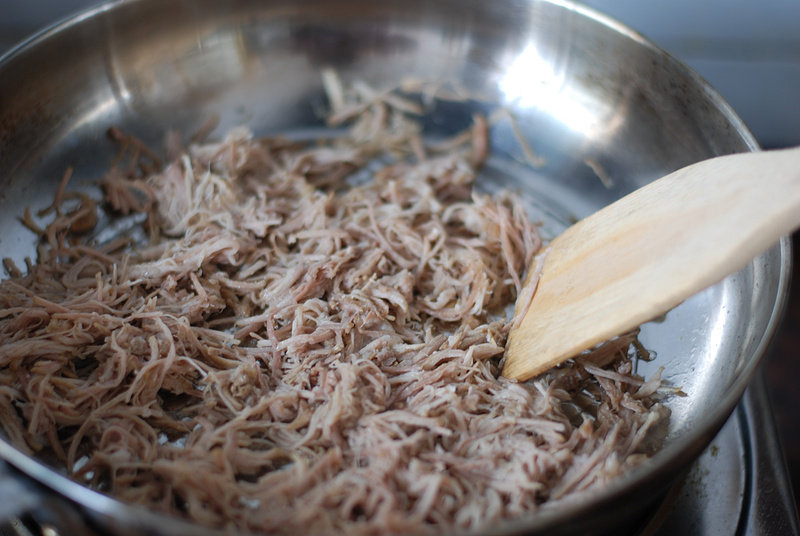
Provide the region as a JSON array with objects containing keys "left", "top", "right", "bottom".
[{"left": 0, "top": 81, "right": 669, "bottom": 535}]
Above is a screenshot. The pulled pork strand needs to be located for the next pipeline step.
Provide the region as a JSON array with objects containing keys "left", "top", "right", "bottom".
[{"left": 0, "top": 83, "right": 669, "bottom": 535}]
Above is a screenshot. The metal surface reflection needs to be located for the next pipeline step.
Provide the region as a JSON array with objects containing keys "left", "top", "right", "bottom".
[{"left": 500, "top": 43, "right": 605, "bottom": 135}]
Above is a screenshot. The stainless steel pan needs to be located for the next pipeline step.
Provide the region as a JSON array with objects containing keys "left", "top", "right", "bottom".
[{"left": 0, "top": 0, "right": 789, "bottom": 534}]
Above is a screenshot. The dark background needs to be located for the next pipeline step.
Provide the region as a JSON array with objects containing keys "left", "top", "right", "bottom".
[{"left": 2, "top": 0, "right": 800, "bottom": 513}]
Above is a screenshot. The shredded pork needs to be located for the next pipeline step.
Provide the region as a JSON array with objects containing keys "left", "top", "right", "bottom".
[{"left": 0, "top": 80, "right": 669, "bottom": 535}]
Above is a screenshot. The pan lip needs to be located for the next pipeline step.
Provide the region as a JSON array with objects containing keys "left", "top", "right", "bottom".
[
  {"left": 0, "top": 0, "right": 126, "bottom": 68},
  {"left": 0, "top": 0, "right": 791, "bottom": 534}
]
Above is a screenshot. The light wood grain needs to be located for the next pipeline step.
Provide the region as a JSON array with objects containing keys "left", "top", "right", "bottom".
[{"left": 503, "top": 147, "right": 800, "bottom": 381}]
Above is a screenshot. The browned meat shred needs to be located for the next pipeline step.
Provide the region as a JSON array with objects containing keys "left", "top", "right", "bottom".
[{"left": 0, "top": 81, "right": 669, "bottom": 535}]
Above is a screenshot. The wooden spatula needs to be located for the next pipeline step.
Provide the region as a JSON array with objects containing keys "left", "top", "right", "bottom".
[{"left": 502, "top": 147, "right": 800, "bottom": 381}]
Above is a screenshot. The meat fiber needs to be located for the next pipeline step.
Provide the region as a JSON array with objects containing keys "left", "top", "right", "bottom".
[{"left": 0, "top": 79, "right": 669, "bottom": 535}]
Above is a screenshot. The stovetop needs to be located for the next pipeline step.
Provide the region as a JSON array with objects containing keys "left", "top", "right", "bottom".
[{"left": 650, "top": 369, "right": 798, "bottom": 536}]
